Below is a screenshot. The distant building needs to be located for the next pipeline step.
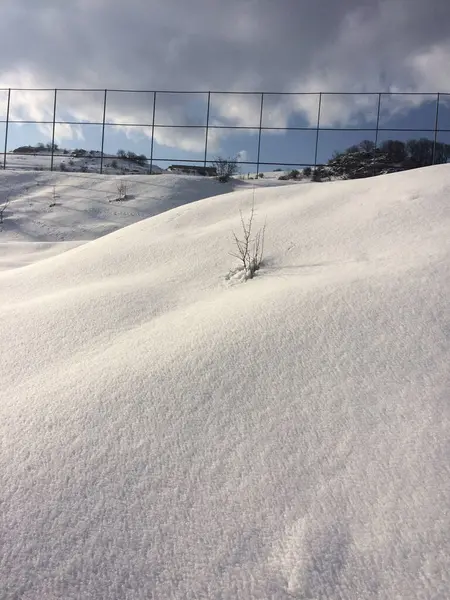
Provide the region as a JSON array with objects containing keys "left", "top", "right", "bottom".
[{"left": 168, "top": 164, "right": 217, "bottom": 177}]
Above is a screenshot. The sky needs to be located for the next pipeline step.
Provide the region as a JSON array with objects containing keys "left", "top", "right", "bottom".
[{"left": 1, "top": 0, "right": 450, "bottom": 170}]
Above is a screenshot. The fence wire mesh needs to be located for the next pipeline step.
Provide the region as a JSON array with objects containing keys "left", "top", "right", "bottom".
[{"left": 1, "top": 89, "right": 449, "bottom": 175}]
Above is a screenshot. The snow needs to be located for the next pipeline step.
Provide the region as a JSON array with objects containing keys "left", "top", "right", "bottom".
[
  {"left": 0, "top": 171, "right": 238, "bottom": 269},
  {"left": 1, "top": 151, "right": 164, "bottom": 175},
  {"left": 1, "top": 165, "right": 449, "bottom": 599}
]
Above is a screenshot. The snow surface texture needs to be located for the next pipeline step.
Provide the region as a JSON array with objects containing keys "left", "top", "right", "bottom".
[
  {"left": 0, "top": 171, "right": 239, "bottom": 270},
  {"left": 0, "top": 166, "right": 449, "bottom": 599}
]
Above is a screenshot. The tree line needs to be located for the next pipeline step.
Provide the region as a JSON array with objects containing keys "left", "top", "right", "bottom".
[{"left": 324, "top": 137, "right": 450, "bottom": 180}]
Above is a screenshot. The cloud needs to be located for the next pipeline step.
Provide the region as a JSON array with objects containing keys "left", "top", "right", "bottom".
[
  {"left": 237, "top": 150, "right": 248, "bottom": 163},
  {"left": 1, "top": 0, "right": 450, "bottom": 152}
]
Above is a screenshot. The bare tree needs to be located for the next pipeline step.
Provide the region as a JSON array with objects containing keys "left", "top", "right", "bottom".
[
  {"left": 230, "top": 201, "right": 266, "bottom": 280},
  {"left": 0, "top": 198, "right": 10, "bottom": 224},
  {"left": 212, "top": 156, "right": 239, "bottom": 182}
]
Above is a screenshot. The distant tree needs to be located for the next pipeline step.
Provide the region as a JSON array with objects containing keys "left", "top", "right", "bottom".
[
  {"left": 279, "top": 169, "right": 302, "bottom": 181},
  {"left": 212, "top": 156, "right": 239, "bottom": 182},
  {"left": 380, "top": 140, "right": 407, "bottom": 165},
  {"left": 312, "top": 166, "right": 326, "bottom": 182},
  {"left": 406, "top": 138, "right": 435, "bottom": 168},
  {"left": 347, "top": 144, "right": 360, "bottom": 154},
  {"left": 117, "top": 151, "right": 148, "bottom": 166},
  {"left": 13, "top": 145, "right": 34, "bottom": 154},
  {"left": 325, "top": 135, "right": 450, "bottom": 181},
  {"left": 432, "top": 141, "right": 450, "bottom": 165},
  {"left": 358, "top": 140, "right": 376, "bottom": 154},
  {"left": 303, "top": 166, "right": 312, "bottom": 177}
]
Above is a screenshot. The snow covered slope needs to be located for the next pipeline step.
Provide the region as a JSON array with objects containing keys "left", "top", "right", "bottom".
[
  {"left": 0, "top": 171, "right": 238, "bottom": 269},
  {"left": 1, "top": 166, "right": 449, "bottom": 599},
  {"left": 1, "top": 151, "right": 164, "bottom": 175}
]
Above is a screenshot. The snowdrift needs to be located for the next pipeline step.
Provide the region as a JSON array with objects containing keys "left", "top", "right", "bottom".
[{"left": 1, "top": 166, "right": 449, "bottom": 599}]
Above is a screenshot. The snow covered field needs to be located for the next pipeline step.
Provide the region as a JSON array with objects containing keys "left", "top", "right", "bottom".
[
  {"left": 0, "top": 151, "right": 164, "bottom": 175},
  {"left": 0, "top": 166, "right": 449, "bottom": 599}
]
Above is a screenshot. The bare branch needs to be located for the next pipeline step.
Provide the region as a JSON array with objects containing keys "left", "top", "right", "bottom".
[
  {"left": 0, "top": 198, "right": 10, "bottom": 224},
  {"left": 230, "top": 199, "right": 266, "bottom": 281},
  {"left": 116, "top": 180, "right": 128, "bottom": 201},
  {"left": 49, "top": 186, "right": 58, "bottom": 207}
]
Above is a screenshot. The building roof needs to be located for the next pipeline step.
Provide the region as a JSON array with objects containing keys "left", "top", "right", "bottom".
[{"left": 168, "top": 164, "right": 217, "bottom": 174}]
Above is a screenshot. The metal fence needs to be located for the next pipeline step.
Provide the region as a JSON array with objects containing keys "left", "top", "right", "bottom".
[{"left": 1, "top": 89, "right": 449, "bottom": 174}]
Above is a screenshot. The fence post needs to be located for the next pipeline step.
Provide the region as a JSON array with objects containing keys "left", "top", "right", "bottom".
[
  {"left": 432, "top": 92, "right": 440, "bottom": 165},
  {"left": 314, "top": 92, "right": 322, "bottom": 167},
  {"left": 256, "top": 93, "right": 264, "bottom": 176},
  {"left": 375, "top": 93, "right": 382, "bottom": 148},
  {"left": 373, "top": 93, "right": 382, "bottom": 175},
  {"left": 3, "top": 89, "right": 10, "bottom": 170},
  {"left": 50, "top": 89, "right": 57, "bottom": 172},
  {"left": 204, "top": 91, "right": 211, "bottom": 168},
  {"left": 149, "top": 91, "right": 156, "bottom": 174},
  {"left": 100, "top": 89, "right": 107, "bottom": 174}
]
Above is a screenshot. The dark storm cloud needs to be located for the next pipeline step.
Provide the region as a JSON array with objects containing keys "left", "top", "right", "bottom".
[{"left": 1, "top": 0, "right": 449, "bottom": 146}]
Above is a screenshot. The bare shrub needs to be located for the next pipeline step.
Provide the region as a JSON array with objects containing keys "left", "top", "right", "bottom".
[
  {"left": 116, "top": 180, "right": 128, "bottom": 201},
  {"left": 312, "top": 166, "right": 326, "bottom": 182},
  {"left": 278, "top": 169, "right": 301, "bottom": 181},
  {"left": 230, "top": 201, "right": 266, "bottom": 281},
  {"left": 49, "top": 186, "right": 59, "bottom": 207},
  {"left": 0, "top": 198, "right": 9, "bottom": 224},
  {"left": 212, "top": 156, "right": 239, "bottom": 182}
]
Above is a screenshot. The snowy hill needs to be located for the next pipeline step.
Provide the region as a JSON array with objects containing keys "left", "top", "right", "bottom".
[
  {"left": 2, "top": 149, "right": 164, "bottom": 175},
  {"left": 1, "top": 166, "right": 449, "bottom": 599},
  {"left": 0, "top": 171, "right": 240, "bottom": 269}
]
